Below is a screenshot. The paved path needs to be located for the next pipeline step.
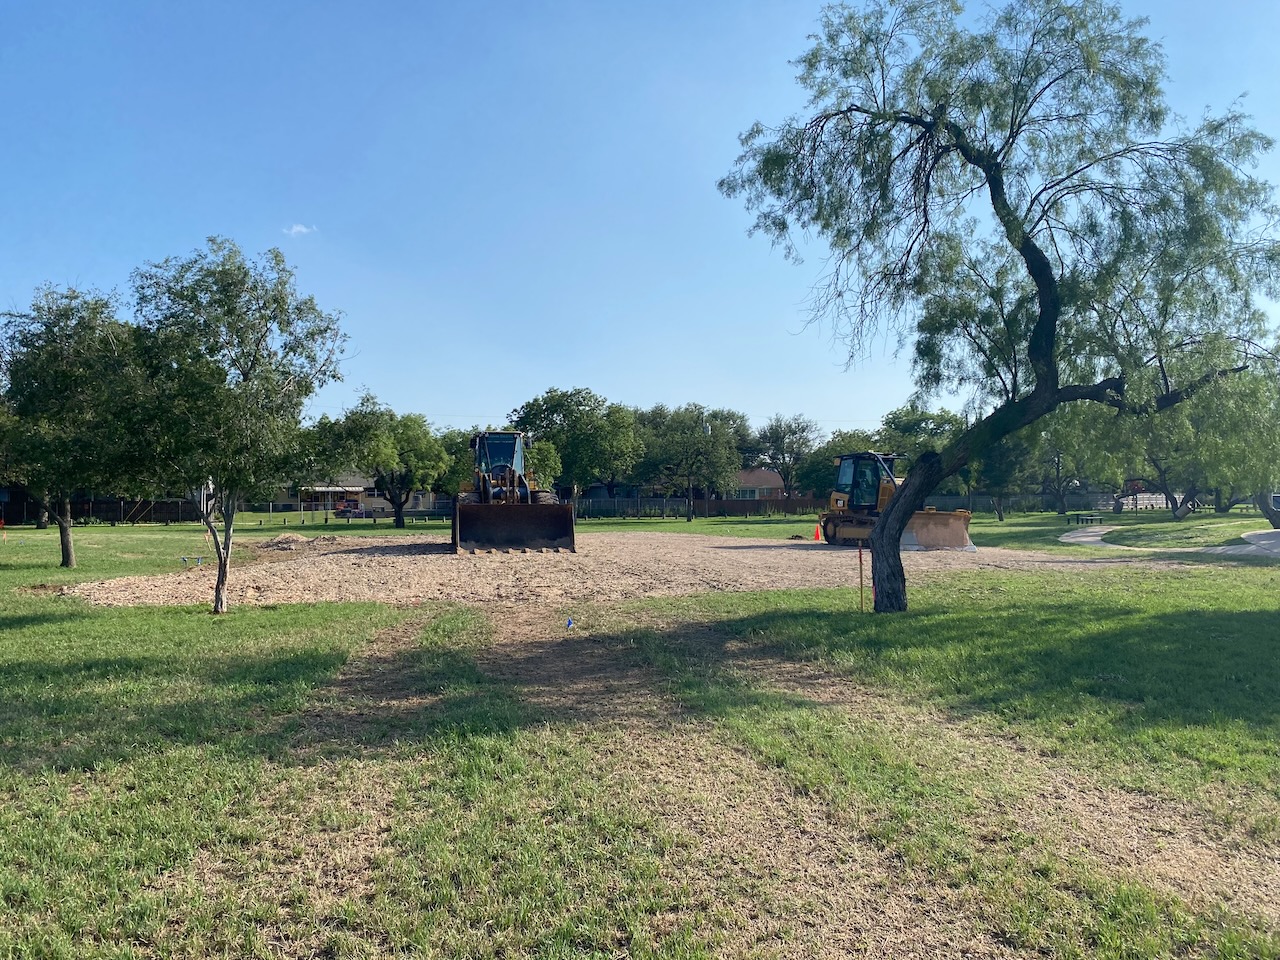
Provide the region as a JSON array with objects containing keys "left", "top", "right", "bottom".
[
  {"left": 1058, "top": 525, "right": 1280, "bottom": 557},
  {"left": 1243, "top": 530, "right": 1280, "bottom": 554}
]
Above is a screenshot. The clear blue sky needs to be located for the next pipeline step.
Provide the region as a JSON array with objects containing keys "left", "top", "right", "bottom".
[{"left": 2, "top": 2, "right": 1276, "bottom": 436}]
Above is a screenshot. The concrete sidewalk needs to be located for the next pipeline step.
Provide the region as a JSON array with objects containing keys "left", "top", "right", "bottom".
[{"left": 1242, "top": 530, "right": 1280, "bottom": 555}]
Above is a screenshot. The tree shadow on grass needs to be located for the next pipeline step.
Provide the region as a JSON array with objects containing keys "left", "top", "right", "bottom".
[
  {"left": 587, "top": 599, "right": 1280, "bottom": 750},
  {"left": 0, "top": 610, "right": 83, "bottom": 631},
  {"left": 21, "top": 591, "right": 1269, "bottom": 777},
  {"left": 278, "top": 618, "right": 810, "bottom": 764},
  {"left": 0, "top": 607, "right": 730, "bottom": 772},
  {"left": 0, "top": 647, "right": 352, "bottom": 772},
  {"left": 280, "top": 636, "right": 531, "bottom": 760}
]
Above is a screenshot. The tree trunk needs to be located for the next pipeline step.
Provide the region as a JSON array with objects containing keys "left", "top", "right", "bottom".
[
  {"left": 391, "top": 490, "right": 407, "bottom": 529},
  {"left": 1255, "top": 491, "right": 1280, "bottom": 529},
  {"left": 1172, "top": 486, "right": 1199, "bottom": 520},
  {"left": 993, "top": 496, "right": 1005, "bottom": 522},
  {"left": 1112, "top": 494, "right": 1126, "bottom": 514},
  {"left": 1052, "top": 489, "right": 1067, "bottom": 515},
  {"left": 1149, "top": 466, "right": 1178, "bottom": 514},
  {"left": 1213, "top": 489, "right": 1231, "bottom": 513},
  {"left": 35, "top": 498, "right": 49, "bottom": 530},
  {"left": 204, "top": 503, "right": 235, "bottom": 614},
  {"left": 869, "top": 453, "right": 944, "bottom": 613},
  {"left": 56, "top": 498, "right": 75, "bottom": 568}
]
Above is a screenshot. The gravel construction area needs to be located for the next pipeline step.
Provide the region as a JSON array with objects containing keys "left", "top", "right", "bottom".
[{"left": 68, "top": 531, "right": 1174, "bottom": 608}]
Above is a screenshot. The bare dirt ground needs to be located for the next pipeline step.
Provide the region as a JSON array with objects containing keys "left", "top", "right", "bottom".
[{"left": 69, "top": 531, "right": 1177, "bottom": 608}]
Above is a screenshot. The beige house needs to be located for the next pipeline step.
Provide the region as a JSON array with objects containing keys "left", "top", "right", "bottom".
[
  {"left": 262, "top": 474, "right": 440, "bottom": 516},
  {"left": 733, "top": 468, "right": 785, "bottom": 499}
]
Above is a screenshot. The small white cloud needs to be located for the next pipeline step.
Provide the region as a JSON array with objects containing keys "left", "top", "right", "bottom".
[{"left": 283, "top": 224, "right": 318, "bottom": 237}]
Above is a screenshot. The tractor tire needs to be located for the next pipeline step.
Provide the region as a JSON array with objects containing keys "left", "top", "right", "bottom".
[
  {"left": 823, "top": 518, "right": 840, "bottom": 544},
  {"left": 532, "top": 490, "right": 559, "bottom": 505}
]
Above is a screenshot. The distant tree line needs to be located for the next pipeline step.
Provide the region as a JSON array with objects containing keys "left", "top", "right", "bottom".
[{"left": 4, "top": 240, "right": 1277, "bottom": 615}]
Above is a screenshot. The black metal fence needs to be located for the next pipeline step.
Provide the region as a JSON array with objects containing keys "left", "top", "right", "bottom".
[{"left": 0, "top": 495, "right": 203, "bottom": 526}]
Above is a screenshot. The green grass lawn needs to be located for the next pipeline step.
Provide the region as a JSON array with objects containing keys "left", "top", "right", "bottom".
[
  {"left": 0, "top": 533, "right": 707, "bottom": 958},
  {"left": 1, "top": 518, "right": 1277, "bottom": 957},
  {"left": 969, "top": 508, "right": 1275, "bottom": 552},
  {"left": 616, "top": 563, "right": 1280, "bottom": 816},
  {"left": 1101, "top": 514, "right": 1264, "bottom": 549},
  {"left": 603, "top": 593, "right": 1280, "bottom": 957}
]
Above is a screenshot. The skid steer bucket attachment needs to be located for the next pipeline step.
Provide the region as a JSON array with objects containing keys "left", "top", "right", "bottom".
[
  {"left": 901, "top": 508, "right": 975, "bottom": 551},
  {"left": 453, "top": 503, "right": 577, "bottom": 553}
]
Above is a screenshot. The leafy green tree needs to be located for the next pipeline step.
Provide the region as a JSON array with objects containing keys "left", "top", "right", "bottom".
[
  {"left": 509, "top": 388, "right": 641, "bottom": 497},
  {"left": 302, "top": 414, "right": 355, "bottom": 489},
  {"left": 1023, "top": 404, "right": 1116, "bottom": 515},
  {"left": 628, "top": 404, "right": 738, "bottom": 514},
  {"left": 795, "top": 428, "right": 877, "bottom": 499},
  {"left": 657, "top": 405, "right": 742, "bottom": 520},
  {"left": 710, "top": 407, "right": 763, "bottom": 470},
  {"left": 526, "top": 439, "right": 562, "bottom": 491},
  {"left": 1106, "top": 362, "right": 1280, "bottom": 519},
  {"left": 872, "top": 404, "right": 972, "bottom": 495},
  {"left": 1111, "top": 407, "right": 1202, "bottom": 515},
  {"left": 1, "top": 288, "right": 144, "bottom": 567},
  {"left": 721, "top": 0, "right": 1278, "bottom": 610},
  {"left": 873, "top": 405, "right": 963, "bottom": 465},
  {"left": 333, "top": 394, "right": 450, "bottom": 528},
  {"left": 434, "top": 427, "right": 481, "bottom": 498},
  {"left": 975, "top": 431, "right": 1036, "bottom": 521},
  {"left": 1229, "top": 367, "right": 1280, "bottom": 526},
  {"left": 132, "top": 238, "right": 345, "bottom": 613},
  {"left": 757, "top": 413, "right": 820, "bottom": 497},
  {"left": 597, "top": 404, "right": 644, "bottom": 496},
  {"left": 630, "top": 405, "right": 677, "bottom": 495}
]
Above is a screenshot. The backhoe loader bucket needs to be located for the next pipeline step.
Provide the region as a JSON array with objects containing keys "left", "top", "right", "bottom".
[
  {"left": 901, "top": 508, "right": 975, "bottom": 551},
  {"left": 453, "top": 503, "right": 577, "bottom": 553}
]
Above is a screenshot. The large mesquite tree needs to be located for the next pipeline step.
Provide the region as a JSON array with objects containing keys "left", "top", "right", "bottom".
[{"left": 722, "top": 0, "right": 1279, "bottom": 611}]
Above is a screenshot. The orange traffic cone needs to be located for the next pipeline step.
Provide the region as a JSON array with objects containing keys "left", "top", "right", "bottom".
[{"left": 813, "top": 523, "right": 821, "bottom": 542}]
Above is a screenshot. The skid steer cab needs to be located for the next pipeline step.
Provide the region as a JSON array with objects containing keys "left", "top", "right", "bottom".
[
  {"left": 452, "top": 431, "right": 576, "bottom": 553},
  {"left": 819, "top": 452, "right": 975, "bottom": 551}
]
